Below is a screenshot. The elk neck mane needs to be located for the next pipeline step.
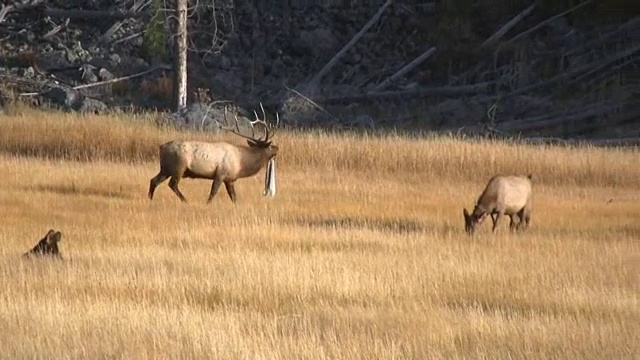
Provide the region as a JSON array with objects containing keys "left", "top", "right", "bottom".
[{"left": 237, "top": 145, "right": 271, "bottom": 178}]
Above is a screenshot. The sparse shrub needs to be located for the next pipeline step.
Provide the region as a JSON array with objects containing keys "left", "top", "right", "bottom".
[
  {"left": 140, "top": 74, "right": 174, "bottom": 103},
  {"left": 110, "top": 79, "right": 134, "bottom": 97}
]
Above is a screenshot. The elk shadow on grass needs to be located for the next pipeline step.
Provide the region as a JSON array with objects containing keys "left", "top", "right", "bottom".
[
  {"left": 289, "top": 216, "right": 425, "bottom": 235},
  {"left": 27, "top": 183, "right": 132, "bottom": 199},
  {"left": 257, "top": 237, "right": 387, "bottom": 253}
]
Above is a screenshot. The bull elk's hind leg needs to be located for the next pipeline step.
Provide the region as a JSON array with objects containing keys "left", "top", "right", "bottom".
[
  {"left": 168, "top": 175, "right": 188, "bottom": 202},
  {"left": 224, "top": 181, "right": 237, "bottom": 203},
  {"left": 520, "top": 209, "right": 532, "bottom": 231},
  {"left": 509, "top": 214, "right": 520, "bottom": 231},
  {"left": 148, "top": 173, "right": 169, "bottom": 199}
]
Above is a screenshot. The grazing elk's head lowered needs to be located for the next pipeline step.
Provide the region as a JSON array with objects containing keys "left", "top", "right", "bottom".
[
  {"left": 23, "top": 229, "right": 63, "bottom": 259},
  {"left": 463, "top": 174, "right": 533, "bottom": 235},
  {"left": 148, "top": 103, "right": 279, "bottom": 204}
]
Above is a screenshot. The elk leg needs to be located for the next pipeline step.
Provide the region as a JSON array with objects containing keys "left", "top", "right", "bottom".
[
  {"left": 168, "top": 176, "right": 187, "bottom": 202},
  {"left": 492, "top": 212, "right": 504, "bottom": 232},
  {"left": 207, "top": 179, "right": 222, "bottom": 204},
  {"left": 490, "top": 213, "right": 498, "bottom": 224},
  {"left": 521, "top": 210, "right": 531, "bottom": 230},
  {"left": 489, "top": 213, "right": 497, "bottom": 228},
  {"left": 509, "top": 214, "right": 520, "bottom": 231},
  {"left": 511, "top": 209, "right": 522, "bottom": 231},
  {"left": 148, "top": 173, "right": 169, "bottom": 200},
  {"left": 224, "top": 181, "right": 237, "bottom": 203}
]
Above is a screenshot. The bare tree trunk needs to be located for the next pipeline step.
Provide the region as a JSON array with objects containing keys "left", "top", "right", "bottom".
[{"left": 172, "top": 0, "right": 188, "bottom": 111}]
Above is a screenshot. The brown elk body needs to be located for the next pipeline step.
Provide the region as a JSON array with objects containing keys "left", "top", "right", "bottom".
[
  {"left": 23, "top": 229, "right": 62, "bottom": 258},
  {"left": 148, "top": 106, "right": 278, "bottom": 204},
  {"left": 463, "top": 174, "right": 533, "bottom": 235}
]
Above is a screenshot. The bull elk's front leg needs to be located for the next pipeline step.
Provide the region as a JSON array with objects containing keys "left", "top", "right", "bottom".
[{"left": 207, "top": 179, "right": 222, "bottom": 204}]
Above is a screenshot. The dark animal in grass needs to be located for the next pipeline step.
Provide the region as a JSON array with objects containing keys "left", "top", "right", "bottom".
[
  {"left": 23, "top": 229, "right": 63, "bottom": 259},
  {"left": 463, "top": 174, "right": 533, "bottom": 235}
]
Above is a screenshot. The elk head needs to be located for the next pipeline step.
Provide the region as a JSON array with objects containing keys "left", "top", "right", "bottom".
[
  {"left": 463, "top": 208, "right": 487, "bottom": 235},
  {"left": 224, "top": 103, "right": 279, "bottom": 159}
]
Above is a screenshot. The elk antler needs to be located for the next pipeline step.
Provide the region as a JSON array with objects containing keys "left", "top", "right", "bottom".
[
  {"left": 256, "top": 102, "right": 278, "bottom": 142},
  {"left": 221, "top": 103, "right": 278, "bottom": 145}
]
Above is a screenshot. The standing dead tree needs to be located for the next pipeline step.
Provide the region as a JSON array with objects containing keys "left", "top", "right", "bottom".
[{"left": 173, "top": 0, "right": 188, "bottom": 111}]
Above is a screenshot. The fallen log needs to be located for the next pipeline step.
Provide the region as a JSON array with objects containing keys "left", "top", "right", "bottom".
[
  {"left": 18, "top": 64, "right": 172, "bottom": 97},
  {"left": 499, "top": 101, "right": 615, "bottom": 127},
  {"left": 508, "top": 0, "right": 593, "bottom": 44},
  {"left": 482, "top": 3, "right": 536, "bottom": 48},
  {"left": 519, "top": 137, "right": 640, "bottom": 147},
  {"left": 0, "top": 3, "right": 14, "bottom": 24},
  {"left": 564, "top": 17, "right": 640, "bottom": 56},
  {"left": 308, "top": 0, "right": 393, "bottom": 86},
  {"left": 508, "top": 43, "right": 640, "bottom": 96},
  {"left": 44, "top": 7, "right": 144, "bottom": 20},
  {"left": 497, "top": 105, "right": 620, "bottom": 133},
  {"left": 371, "top": 46, "right": 437, "bottom": 92},
  {"left": 323, "top": 82, "right": 493, "bottom": 104},
  {"left": 1, "top": 3, "right": 144, "bottom": 22}
]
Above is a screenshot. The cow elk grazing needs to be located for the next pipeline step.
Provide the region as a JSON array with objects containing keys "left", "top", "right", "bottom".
[
  {"left": 23, "top": 229, "right": 63, "bottom": 259},
  {"left": 463, "top": 174, "right": 533, "bottom": 235},
  {"left": 148, "top": 104, "right": 279, "bottom": 204}
]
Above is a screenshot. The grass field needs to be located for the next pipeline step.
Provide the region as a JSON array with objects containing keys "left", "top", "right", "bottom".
[{"left": 0, "top": 108, "right": 638, "bottom": 359}]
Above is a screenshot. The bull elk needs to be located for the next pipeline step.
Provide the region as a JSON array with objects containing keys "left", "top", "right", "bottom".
[
  {"left": 463, "top": 174, "right": 533, "bottom": 235},
  {"left": 148, "top": 104, "right": 279, "bottom": 204}
]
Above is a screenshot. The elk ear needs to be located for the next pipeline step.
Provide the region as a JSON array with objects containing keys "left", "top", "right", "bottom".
[
  {"left": 48, "top": 231, "right": 62, "bottom": 244},
  {"left": 42, "top": 229, "right": 55, "bottom": 241}
]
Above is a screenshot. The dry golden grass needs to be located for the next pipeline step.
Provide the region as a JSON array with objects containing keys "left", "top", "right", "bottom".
[{"left": 0, "top": 108, "right": 638, "bottom": 359}]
